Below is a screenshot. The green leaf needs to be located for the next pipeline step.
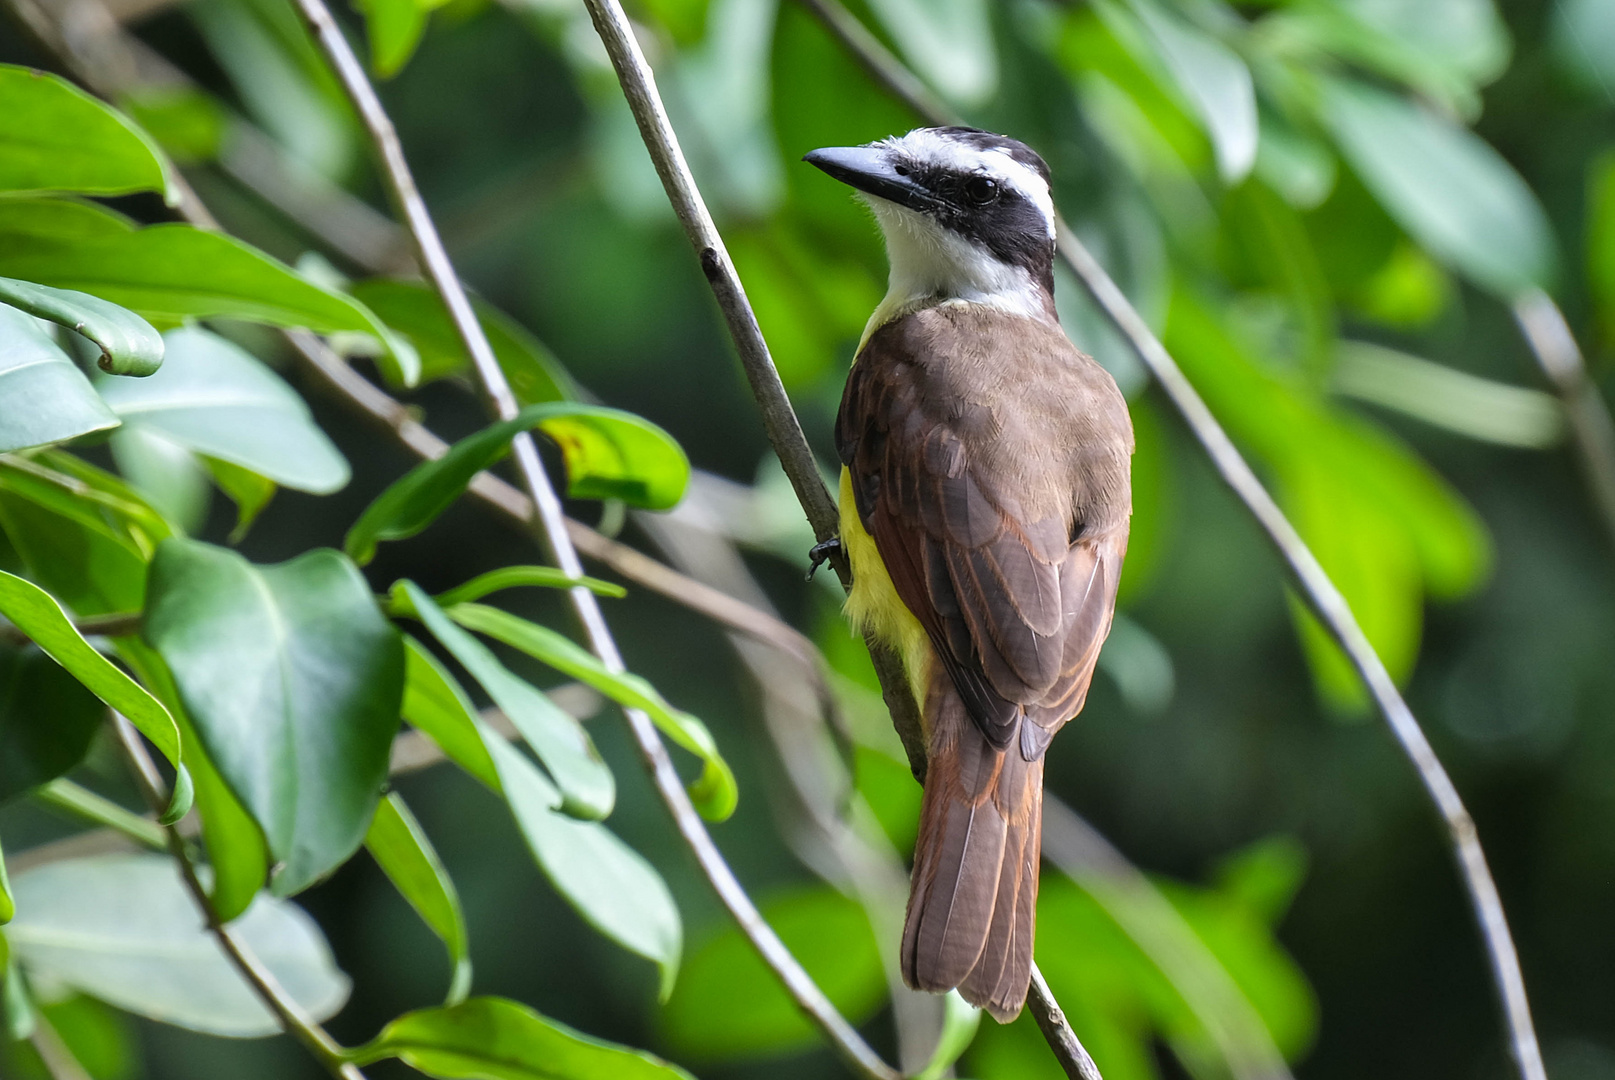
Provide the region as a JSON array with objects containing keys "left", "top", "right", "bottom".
[
  {"left": 0, "top": 452, "right": 170, "bottom": 616},
  {"left": 396, "top": 639, "right": 679, "bottom": 991},
  {"left": 0, "top": 303, "right": 119, "bottom": 454},
  {"left": 117, "top": 638, "right": 269, "bottom": 923},
  {"left": 143, "top": 539, "right": 404, "bottom": 895},
  {"left": 206, "top": 456, "right": 278, "bottom": 543},
  {"left": 1317, "top": 76, "right": 1556, "bottom": 298},
  {"left": 1589, "top": 150, "right": 1615, "bottom": 347},
  {"left": 486, "top": 737, "right": 681, "bottom": 996},
  {"left": 349, "top": 278, "right": 579, "bottom": 400},
  {"left": 861, "top": 0, "right": 996, "bottom": 106},
  {"left": 659, "top": 885, "right": 883, "bottom": 1060},
  {"left": 1125, "top": 0, "right": 1257, "bottom": 182},
  {"left": 401, "top": 635, "right": 500, "bottom": 790},
  {"left": 109, "top": 425, "right": 212, "bottom": 535},
  {"left": 0, "top": 837, "right": 13, "bottom": 925},
  {"left": 357, "top": 0, "right": 429, "bottom": 78},
  {"left": 434, "top": 566, "right": 626, "bottom": 607},
  {"left": 0, "top": 640, "right": 104, "bottom": 803},
  {"left": 119, "top": 86, "right": 228, "bottom": 164},
  {"left": 95, "top": 327, "right": 349, "bottom": 494},
  {"left": 0, "top": 198, "right": 417, "bottom": 384},
  {"left": 448, "top": 603, "right": 736, "bottom": 822},
  {"left": 395, "top": 583, "right": 613, "bottom": 821},
  {"left": 917, "top": 992, "right": 982, "bottom": 1080},
  {"left": 1332, "top": 341, "right": 1563, "bottom": 449},
  {"left": 7, "top": 853, "right": 349, "bottom": 1036},
  {"left": 0, "top": 569, "right": 188, "bottom": 820},
  {"left": 366, "top": 792, "right": 472, "bottom": 1004},
  {"left": 0, "top": 277, "right": 163, "bottom": 377},
  {"left": 345, "top": 403, "right": 687, "bottom": 565},
  {"left": 352, "top": 996, "right": 696, "bottom": 1079},
  {"left": 0, "top": 65, "right": 176, "bottom": 202}
]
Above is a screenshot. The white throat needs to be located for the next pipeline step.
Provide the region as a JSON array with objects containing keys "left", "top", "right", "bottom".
[{"left": 860, "top": 198, "right": 1051, "bottom": 347}]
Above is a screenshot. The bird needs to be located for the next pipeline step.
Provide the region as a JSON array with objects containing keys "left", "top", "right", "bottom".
[{"left": 804, "top": 127, "right": 1134, "bottom": 1022}]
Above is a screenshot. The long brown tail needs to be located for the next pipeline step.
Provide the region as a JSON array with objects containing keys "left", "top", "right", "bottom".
[{"left": 900, "top": 675, "right": 1043, "bottom": 1022}]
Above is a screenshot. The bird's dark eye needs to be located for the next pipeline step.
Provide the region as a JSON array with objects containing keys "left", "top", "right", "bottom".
[
  {"left": 893, "top": 163, "right": 910, "bottom": 176},
  {"left": 964, "top": 176, "right": 998, "bottom": 205}
]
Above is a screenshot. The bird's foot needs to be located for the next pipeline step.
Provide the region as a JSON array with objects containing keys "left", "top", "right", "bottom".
[{"left": 806, "top": 537, "right": 843, "bottom": 581}]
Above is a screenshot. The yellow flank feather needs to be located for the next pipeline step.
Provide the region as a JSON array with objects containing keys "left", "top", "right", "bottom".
[{"left": 839, "top": 467, "right": 933, "bottom": 722}]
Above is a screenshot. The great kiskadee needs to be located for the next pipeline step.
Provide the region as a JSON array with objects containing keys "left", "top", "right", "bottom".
[{"left": 805, "top": 127, "right": 1134, "bottom": 1021}]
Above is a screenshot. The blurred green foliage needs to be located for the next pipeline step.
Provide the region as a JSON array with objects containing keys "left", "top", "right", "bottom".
[{"left": 2, "top": 0, "right": 1615, "bottom": 1078}]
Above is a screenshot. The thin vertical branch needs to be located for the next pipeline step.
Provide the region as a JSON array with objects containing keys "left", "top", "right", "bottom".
[
  {"left": 283, "top": 4, "right": 898, "bottom": 1077},
  {"left": 788, "top": 2, "right": 1547, "bottom": 1077},
  {"left": 1027, "top": 968, "right": 1103, "bottom": 1080},
  {"left": 109, "top": 716, "right": 366, "bottom": 1080},
  {"left": 1513, "top": 287, "right": 1615, "bottom": 550}
]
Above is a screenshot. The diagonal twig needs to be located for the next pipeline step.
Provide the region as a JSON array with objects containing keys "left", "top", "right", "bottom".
[
  {"left": 109, "top": 715, "right": 366, "bottom": 1080},
  {"left": 790, "top": 2, "right": 1547, "bottom": 1078}
]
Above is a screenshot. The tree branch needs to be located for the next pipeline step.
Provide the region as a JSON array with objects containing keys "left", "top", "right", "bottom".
[
  {"left": 1512, "top": 288, "right": 1615, "bottom": 551},
  {"left": 789, "top": 3, "right": 1547, "bottom": 1078},
  {"left": 109, "top": 715, "right": 366, "bottom": 1080},
  {"left": 283, "top": 5, "right": 898, "bottom": 1078}
]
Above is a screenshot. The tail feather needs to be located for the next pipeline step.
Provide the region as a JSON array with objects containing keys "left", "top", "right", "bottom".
[{"left": 902, "top": 677, "right": 1043, "bottom": 1021}]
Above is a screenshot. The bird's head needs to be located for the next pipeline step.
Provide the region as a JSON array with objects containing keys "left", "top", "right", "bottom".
[{"left": 805, "top": 127, "right": 1057, "bottom": 324}]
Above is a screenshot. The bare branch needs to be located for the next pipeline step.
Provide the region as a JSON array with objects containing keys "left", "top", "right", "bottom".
[
  {"left": 1513, "top": 288, "right": 1615, "bottom": 550},
  {"left": 788, "top": 2, "right": 1548, "bottom": 1078},
  {"left": 109, "top": 715, "right": 366, "bottom": 1080}
]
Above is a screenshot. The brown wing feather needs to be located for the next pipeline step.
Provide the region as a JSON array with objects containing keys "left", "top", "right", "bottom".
[{"left": 837, "top": 305, "right": 1133, "bottom": 754}]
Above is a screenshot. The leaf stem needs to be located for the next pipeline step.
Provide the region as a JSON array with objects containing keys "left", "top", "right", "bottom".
[
  {"left": 33, "top": 779, "right": 166, "bottom": 851},
  {"left": 788, "top": 2, "right": 1547, "bottom": 1078},
  {"left": 283, "top": 3, "right": 898, "bottom": 1077},
  {"left": 109, "top": 715, "right": 367, "bottom": 1080}
]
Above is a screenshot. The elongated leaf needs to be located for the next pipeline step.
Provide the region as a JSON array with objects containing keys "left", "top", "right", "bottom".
[
  {"left": 0, "top": 65, "right": 176, "bottom": 202},
  {"left": 448, "top": 603, "right": 736, "bottom": 821},
  {"left": 435, "top": 566, "right": 625, "bottom": 608},
  {"left": 659, "top": 886, "right": 882, "bottom": 1060},
  {"left": 0, "top": 640, "right": 104, "bottom": 803},
  {"left": 349, "top": 278, "right": 579, "bottom": 399},
  {"left": 0, "top": 303, "right": 119, "bottom": 454},
  {"left": 487, "top": 737, "right": 680, "bottom": 995},
  {"left": 1332, "top": 341, "right": 1563, "bottom": 448},
  {"left": 346, "top": 403, "right": 687, "bottom": 564},
  {"left": 0, "top": 570, "right": 188, "bottom": 820},
  {"left": 402, "top": 636, "right": 500, "bottom": 790},
  {"left": 207, "top": 456, "right": 278, "bottom": 543},
  {"left": 7, "top": 854, "right": 348, "bottom": 1036},
  {"left": 916, "top": 993, "right": 981, "bottom": 1080},
  {"left": 0, "top": 837, "right": 13, "bottom": 925},
  {"left": 0, "top": 452, "right": 170, "bottom": 616},
  {"left": 396, "top": 640, "right": 679, "bottom": 991},
  {"left": 0, "top": 277, "right": 163, "bottom": 376},
  {"left": 366, "top": 793, "right": 471, "bottom": 1003},
  {"left": 95, "top": 327, "right": 349, "bottom": 493},
  {"left": 0, "top": 198, "right": 417, "bottom": 383},
  {"left": 353, "top": 996, "right": 695, "bottom": 1079},
  {"left": 144, "top": 539, "right": 404, "bottom": 894},
  {"left": 1127, "top": 0, "right": 1257, "bottom": 182},
  {"left": 1317, "top": 77, "right": 1556, "bottom": 297},
  {"left": 397, "top": 583, "right": 613, "bottom": 820}
]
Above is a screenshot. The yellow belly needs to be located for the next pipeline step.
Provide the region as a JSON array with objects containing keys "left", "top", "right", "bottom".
[{"left": 839, "top": 467, "right": 933, "bottom": 715}]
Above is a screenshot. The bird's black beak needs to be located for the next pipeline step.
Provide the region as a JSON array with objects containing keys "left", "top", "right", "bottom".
[{"left": 803, "top": 145, "right": 942, "bottom": 214}]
